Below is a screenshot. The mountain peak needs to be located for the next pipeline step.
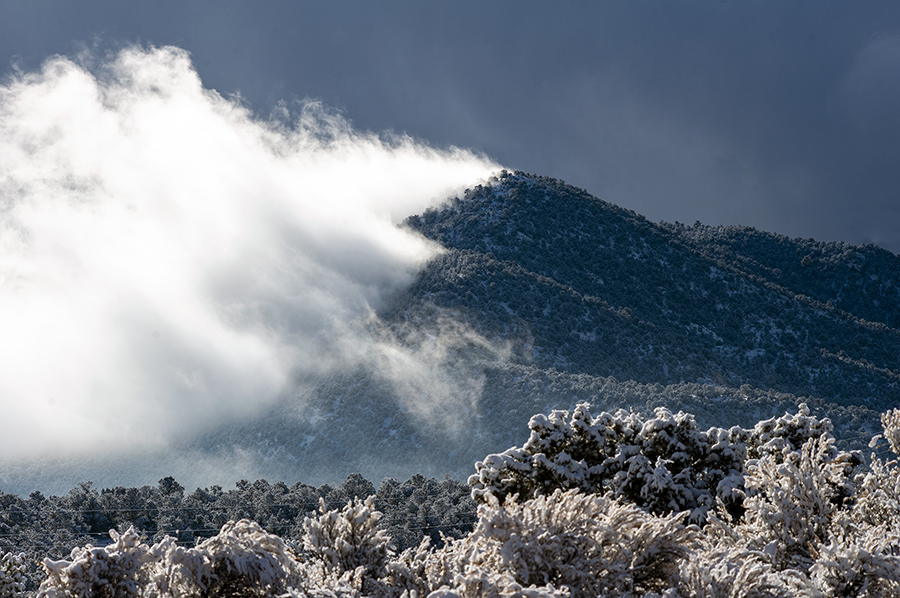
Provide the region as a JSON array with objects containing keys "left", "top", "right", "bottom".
[{"left": 400, "top": 173, "right": 900, "bottom": 410}]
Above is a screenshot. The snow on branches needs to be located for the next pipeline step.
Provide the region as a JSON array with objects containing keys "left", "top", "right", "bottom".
[
  {"left": 437, "top": 489, "right": 694, "bottom": 597},
  {"left": 469, "top": 403, "right": 746, "bottom": 522},
  {"left": 36, "top": 521, "right": 300, "bottom": 598},
  {"left": 0, "top": 553, "right": 26, "bottom": 598},
  {"left": 468, "top": 402, "right": 859, "bottom": 525},
  {"left": 37, "top": 527, "right": 151, "bottom": 598}
]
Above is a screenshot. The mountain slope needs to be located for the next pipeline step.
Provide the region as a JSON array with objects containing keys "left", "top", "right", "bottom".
[
  {"left": 397, "top": 171, "right": 900, "bottom": 410},
  {"left": 671, "top": 222, "right": 900, "bottom": 329}
]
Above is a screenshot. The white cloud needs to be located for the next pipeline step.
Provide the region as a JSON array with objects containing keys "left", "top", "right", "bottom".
[{"left": 0, "top": 46, "right": 499, "bottom": 459}]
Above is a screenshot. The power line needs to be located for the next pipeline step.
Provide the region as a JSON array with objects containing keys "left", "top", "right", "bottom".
[{"left": 0, "top": 497, "right": 477, "bottom": 517}]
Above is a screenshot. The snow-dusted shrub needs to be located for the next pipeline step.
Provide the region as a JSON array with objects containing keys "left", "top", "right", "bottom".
[
  {"left": 799, "top": 409, "right": 900, "bottom": 597},
  {"left": 469, "top": 402, "right": 853, "bottom": 525},
  {"left": 675, "top": 544, "right": 806, "bottom": 598},
  {"left": 37, "top": 527, "right": 152, "bottom": 598},
  {"left": 37, "top": 520, "right": 303, "bottom": 598},
  {"left": 739, "top": 434, "right": 860, "bottom": 570},
  {"left": 425, "top": 571, "right": 570, "bottom": 598},
  {"left": 380, "top": 537, "right": 433, "bottom": 598},
  {"left": 150, "top": 518, "right": 300, "bottom": 597},
  {"left": 0, "top": 553, "right": 26, "bottom": 598},
  {"left": 854, "top": 409, "right": 900, "bottom": 530},
  {"left": 299, "top": 495, "right": 394, "bottom": 597},
  {"left": 31, "top": 502, "right": 397, "bottom": 598},
  {"left": 469, "top": 403, "right": 746, "bottom": 522},
  {"left": 744, "top": 403, "right": 837, "bottom": 461},
  {"left": 879, "top": 409, "right": 900, "bottom": 456},
  {"left": 853, "top": 454, "right": 900, "bottom": 533},
  {"left": 25, "top": 404, "right": 900, "bottom": 598},
  {"left": 426, "top": 489, "right": 694, "bottom": 598},
  {"left": 195, "top": 519, "right": 299, "bottom": 596},
  {"left": 302, "top": 496, "right": 391, "bottom": 578},
  {"left": 809, "top": 530, "right": 900, "bottom": 598}
]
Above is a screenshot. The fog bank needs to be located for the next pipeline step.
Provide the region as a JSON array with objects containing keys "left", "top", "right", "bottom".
[{"left": 0, "top": 46, "right": 498, "bottom": 462}]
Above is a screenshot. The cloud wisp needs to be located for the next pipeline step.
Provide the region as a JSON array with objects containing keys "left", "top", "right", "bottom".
[{"left": 0, "top": 45, "right": 498, "bottom": 461}]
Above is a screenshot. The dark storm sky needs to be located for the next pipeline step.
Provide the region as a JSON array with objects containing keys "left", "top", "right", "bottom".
[{"left": 3, "top": 1, "right": 899, "bottom": 253}]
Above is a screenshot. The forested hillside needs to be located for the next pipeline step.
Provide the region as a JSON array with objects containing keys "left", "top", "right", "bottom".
[{"left": 401, "top": 171, "right": 900, "bottom": 408}]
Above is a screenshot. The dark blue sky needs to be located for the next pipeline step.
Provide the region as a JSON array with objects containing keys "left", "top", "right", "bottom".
[{"left": 3, "top": 1, "right": 899, "bottom": 253}]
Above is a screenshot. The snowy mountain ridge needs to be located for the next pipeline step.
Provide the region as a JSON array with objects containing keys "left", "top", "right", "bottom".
[{"left": 399, "top": 170, "right": 900, "bottom": 407}]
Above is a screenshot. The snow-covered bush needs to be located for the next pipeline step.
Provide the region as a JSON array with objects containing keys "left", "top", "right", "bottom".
[
  {"left": 709, "top": 405, "right": 900, "bottom": 596},
  {"left": 739, "top": 435, "right": 860, "bottom": 569},
  {"left": 426, "top": 489, "right": 694, "bottom": 598},
  {"left": 853, "top": 453, "right": 900, "bottom": 531},
  {"left": 36, "top": 521, "right": 302, "bottom": 598},
  {"left": 149, "top": 519, "right": 301, "bottom": 597},
  {"left": 299, "top": 495, "right": 393, "bottom": 597},
  {"left": 809, "top": 530, "right": 900, "bottom": 597},
  {"left": 302, "top": 496, "right": 390, "bottom": 578},
  {"left": 675, "top": 544, "right": 805, "bottom": 598},
  {"left": 425, "top": 571, "right": 569, "bottom": 598},
  {"left": 469, "top": 402, "right": 854, "bottom": 525},
  {"left": 854, "top": 409, "right": 900, "bottom": 530},
  {"left": 0, "top": 553, "right": 26, "bottom": 598},
  {"left": 21, "top": 404, "right": 900, "bottom": 598},
  {"left": 800, "top": 408, "right": 900, "bottom": 597},
  {"left": 879, "top": 409, "right": 900, "bottom": 456},
  {"left": 744, "top": 403, "right": 838, "bottom": 461},
  {"left": 469, "top": 403, "right": 746, "bottom": 522},
  {"left": 37, "top": 527, "right": 152, "bottom": 598}
]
